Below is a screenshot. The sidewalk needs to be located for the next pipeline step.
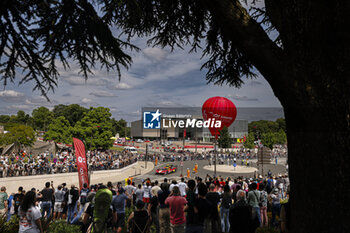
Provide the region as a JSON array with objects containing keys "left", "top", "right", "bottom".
[{"left": 0, "top": 161, "right": 154, "bottom": 194}]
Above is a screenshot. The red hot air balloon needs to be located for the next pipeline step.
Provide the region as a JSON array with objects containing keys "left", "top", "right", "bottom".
[{"left": 202, "top": 96, "right": 237, "bottom": 139}]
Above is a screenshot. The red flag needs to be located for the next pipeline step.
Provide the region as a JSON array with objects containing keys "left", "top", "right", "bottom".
[
  {"left": 73, "top": 138, "right": 89, "bottom": 189},
  {"left": 184, "top": 129, "right": 186, "bottom": 138}
]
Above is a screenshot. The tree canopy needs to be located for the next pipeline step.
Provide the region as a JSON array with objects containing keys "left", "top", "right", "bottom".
[
  {"left": 71, "top": 107, "right": 114, "bottom": 150},
  {"left": 218, "top": 126, "right": 232, "bottom": 149},
  {"left": 52, "top": 104, "right": 88, "bottom": 126},
  {"left": 44, "top": 116, "right": 72, "bottom": 144},
  {"left": 32, "top": 106, "right": 54, "bottom": 131},
  {"left": 2, "top": 1, "right": 350, "bottom": 231},
  {"left": 0, "top": 124, "right": 36, "bottom": 148}
]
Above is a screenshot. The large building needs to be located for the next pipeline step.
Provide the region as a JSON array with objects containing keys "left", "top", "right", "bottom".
[{"left": 131, "top": 107, "right": 248, "bottom": 141}]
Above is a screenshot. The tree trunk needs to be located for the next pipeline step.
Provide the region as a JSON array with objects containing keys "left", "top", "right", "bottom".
[{"left": 282, "top": 83, "right": 350, "bottom": 233}]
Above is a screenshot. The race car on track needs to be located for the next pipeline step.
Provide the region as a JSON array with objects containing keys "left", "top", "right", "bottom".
[{"left": 155, "top": 164, "right": 177, "bottom": 175}]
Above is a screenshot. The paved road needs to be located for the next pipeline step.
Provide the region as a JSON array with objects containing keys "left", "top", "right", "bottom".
[{"left": 132, "top": 159, "right": 287, "bottom": 184}]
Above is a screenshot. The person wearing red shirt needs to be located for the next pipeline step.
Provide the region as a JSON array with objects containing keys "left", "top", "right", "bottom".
[{"left": 165, "top": 186, "right": 187, "bottom": 233}]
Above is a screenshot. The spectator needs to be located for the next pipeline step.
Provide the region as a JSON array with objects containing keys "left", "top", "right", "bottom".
[
  {"left": 220, "top": 185, "right": 232, "bottom": 233},
  {"left": 18, "top": 191, "right": 43, "bottom": 233},
  {"left": 112, "top": 187, "right": 132, "bottom": 233},
  {"left": 66, "top": 184, "right": 79, "bottom": 223},
  {"left": 13, "top": 186, "right": 25, "bottom": 215},
  {"left": 7, "top": 192, "right": 14, "bottom": 221},
  {"left": 269, "top": 188, "right": 282, "bottom": 227},
  {"left": 185, "top": 183, "right": 211, "bottom": 233},
  {"left": 53, "top": 185, "right": 65, "bottom": 220},
  {"left": 151, "top": 180, "right": 161, "bottom": 198},
  {"left": 38, "top": 182, "right": 54, "bottom": 219},
  {"left": 125, "top": 179, "right": 135, "bottom": 208},
  {"left": 128, "top": 200, "right": 151, "bottom": 233},
  {"left": 135, "top": 184, "right": 144, "bottom": 203},
  {"left": 143, "top": 182, "right": 152, "bottom": 206},
  {"left": 169, "top": 180, "right": 178, "bottom": 192},
  {"left": 158, "top": 182, "right": 170, "bottom": 233},
  {"left": 165, "top": 186, "right": 187, "bottom": 233},
  {"left": 205, "top": 184, "right": 220, "bottom": 233},
  {"left": 185, "top": 179, "right": 196, "bottom": 227},
  {"left": 148, "top": 187, "right": 160, "bottom": 233},
  {"left": 247, "top": 183, "right": 261, "bottom": 225},
  {"left": 82, "top": 186, "right": 117, "bottom": 233},
  {"left": 178, "top": 178, "right": 187, "bottom": 197},
  {"left": 259, "top": 184, "right": 268, "bottom": 227},
  {"left": 229, "top": 191, "right": 258, "bottom": 233}
]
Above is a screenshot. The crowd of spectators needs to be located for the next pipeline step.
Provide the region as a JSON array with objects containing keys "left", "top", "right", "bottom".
[
  {"left": 0, "top": 172, "right": 290, "bottom": 233},
  {"left": 0, "top": 150, "right": 138, "bottom": 178}
]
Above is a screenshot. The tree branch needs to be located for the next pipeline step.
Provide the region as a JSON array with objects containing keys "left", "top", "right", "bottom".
[{"left": 204, "top": 0, "right": 287, "bottom": 86}]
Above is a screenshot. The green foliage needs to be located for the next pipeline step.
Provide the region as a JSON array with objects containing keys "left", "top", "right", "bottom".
[
  {"left": 275, "top": 129, "right": 287, "bottom": 145},
  {"left": 244, "top": 133, "right": 255, "bottom": 149},
  {"left": 0, "top": 214, "right": 19, "bottom": 233},
  {"left": 276, "top": 118, "right": 286, "bottom": 133},
  {"left": 248, "top": 119, "right": 287, "bottom": 148},
  {"left": 0, "top": 115, "right": 10, "bottom": 123},
  {"left": 15, "top": 111, "right": 31, "bottom": 125},
  {"left": 0, "top": 112, "right": 32, "bottom": 126},
  {"left": 260, "top": 132, "right": 275, "bottom": 150},
  {"left": 0, "top": 124, "right": 36, "bottom": 147},
  {"left": 218, "top": 126, "right": 232, "bottom": 148},
  {"left": 44, "top": 116, "right": 73, "bottom": 144},
  {"left": 47, "top": 220, "right": 81, "bottom": 233},
  {"left": 32, "top": 107, "right": 54, "bottom": 131},
  {"left": 111, "top": 118, "right": 130, "bottom": 137},
  {"left": 72, "top": 107, "right": 114, "bottom": 150},
  {"left": 53, "top": 104, "right": 89, "bottom": 126},
  {"left": 260, "top": 129, "right": 287, "bottom": 149}
]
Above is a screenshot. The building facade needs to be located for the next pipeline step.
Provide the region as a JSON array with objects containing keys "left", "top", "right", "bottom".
[{"left": 131, "top": 107, "right": 248, "bottom": 141}]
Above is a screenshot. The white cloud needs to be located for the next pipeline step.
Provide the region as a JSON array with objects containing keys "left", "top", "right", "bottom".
[
  {"left": 90, "top": 91, "right": 116, "bottom": 97},
  {"left": 63, "top": 76, "right": 109, "bottom": 86},
  {"left": 143, "top": 47, "right": 167, "bottom": 62},
  {"left": 81, "top": 98, "right": 94, "bottom": 104},
  {"left": 109, "top": 82, "right": 132, "bottom": 90},
  {"left": 0, "top": 90, "right": 25, "bottom": 102},
  {"left": 227, "top": 94, "right": 259, "bottom": 101},
  {"left": 0, "top": 90, "right": 24, "bottom": 97},
  {"left": 25, "top": 96, "right": 58, "bottom": 105}
]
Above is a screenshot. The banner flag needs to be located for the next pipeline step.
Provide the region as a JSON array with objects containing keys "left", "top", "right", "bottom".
[{"left": 73, "top": 138, "right": 89, "bottom": 189}]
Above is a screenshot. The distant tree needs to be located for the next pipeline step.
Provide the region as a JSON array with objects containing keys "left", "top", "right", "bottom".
[
  {"left": 0, "top": 124, "right": 36, "bottom": 149},
  {"left": 32, "top": 107, "right": 54, "bottom": 131},
  {"left": 218, "top": 126, "right": 232, "bottom": 149},
  {"left": 260, "top": 130, "right": 286, "bottom": 150},
  {"left": 72, "top": 107, "right": 114, "bottom": 150},
  {"left": 0, "top": 115, "right": 10, "bottom": 123},
  {"left": 44, "top": 116, "right": 72, "bottom": 144},
  {"left": 15, "top": 110, "right": 31, "bottom": 125},
  {"left": 275, "top": 129, "right": 287, "bottom": 145},
  {"left": 52, "top": 104, "right": 67, "bottom": 118},
  {"left": 276, "top": 118, "right": 286, "bottom": 133},
  {"left": 53, "top": 104, "right": 88, "bottom": 126},
  {"left": 114, "top": 118, "right": 130, "bottom": 137},
  {"left": 260, "top": 132, "right": 276, "bottom": 150},
  {"left": 244, "top": 133, "right": 256, "bottom": 149}
]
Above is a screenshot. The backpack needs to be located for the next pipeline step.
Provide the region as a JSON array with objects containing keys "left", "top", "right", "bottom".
[
  {"left": 90, "top": 188, "right": 113, "bottom": 233},
  {"left": 80, "top": 189, "right": 89, "bottom": 205}
]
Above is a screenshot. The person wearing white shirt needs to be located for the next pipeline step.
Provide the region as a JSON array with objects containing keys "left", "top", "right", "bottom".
[
  {"left": 178, "top": 178, "right": 187, "bottom": 197},
  {"left": 169, "top": 180, "right": 178, "bottom": 192}
]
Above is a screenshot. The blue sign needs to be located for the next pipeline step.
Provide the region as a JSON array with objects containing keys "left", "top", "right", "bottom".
[
  {"left": 233, "top": 162, "right": 237, "bottom": 168},
  {"left": 143, "top": 109, "right": 162, "bottom": 129}
]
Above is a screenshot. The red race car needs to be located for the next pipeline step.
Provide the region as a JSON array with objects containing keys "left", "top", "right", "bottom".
[{"left": 155, "top": 164, "right": 177, "bottom": 175}]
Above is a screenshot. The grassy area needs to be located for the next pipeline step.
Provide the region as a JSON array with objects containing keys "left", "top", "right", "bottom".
[{"left": 109, "top": 146, "right": 124, "bottom": 151}]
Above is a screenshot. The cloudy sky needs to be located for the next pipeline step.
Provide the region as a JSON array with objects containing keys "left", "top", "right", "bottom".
[{"left": 0, "top": 3, "right": 283, "bottom": 122}]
